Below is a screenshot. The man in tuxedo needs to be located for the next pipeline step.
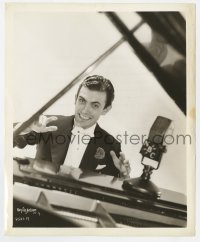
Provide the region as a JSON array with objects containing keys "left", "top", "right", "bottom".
[{"left": 15, "top": 75, "right": 130, "bottom": 178}]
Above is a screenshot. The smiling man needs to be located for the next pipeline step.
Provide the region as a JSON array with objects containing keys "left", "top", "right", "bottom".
[
  {"left": 15, "top": 75, "right": 131, "bottom": 178},
  {"left": 75, "top": 78, "right": 111, "bottom": 129}
]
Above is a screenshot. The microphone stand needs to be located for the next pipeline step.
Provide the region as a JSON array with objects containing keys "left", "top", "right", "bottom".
[{"left": 123, "top": 116, "right": 172, "bottom": 198}]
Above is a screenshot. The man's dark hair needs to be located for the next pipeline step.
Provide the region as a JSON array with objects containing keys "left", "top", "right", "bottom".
[{"left": 76, "top": 75, "right": 115, "bottom": 109}]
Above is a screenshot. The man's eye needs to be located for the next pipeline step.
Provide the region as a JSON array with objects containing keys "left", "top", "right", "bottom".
[
  {"left": 93, "top": 104, "right": 100, "bottom": 109},
  {"left": 79, "top": 98, "right": 85, "bottom": 103}
]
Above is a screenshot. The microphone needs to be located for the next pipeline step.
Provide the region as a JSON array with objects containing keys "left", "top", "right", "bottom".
[{"left": 123, "top": 116, "right": 173, "bottom": 198}]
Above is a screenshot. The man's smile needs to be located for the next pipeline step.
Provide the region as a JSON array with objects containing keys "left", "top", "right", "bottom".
[{"left": 79, "top": 113, "right": 91, "bottom": 121}]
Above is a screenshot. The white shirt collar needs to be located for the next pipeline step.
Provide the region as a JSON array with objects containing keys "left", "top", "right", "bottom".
[{"left": 72, "top": 119, "right": 96, "bottom": 138}]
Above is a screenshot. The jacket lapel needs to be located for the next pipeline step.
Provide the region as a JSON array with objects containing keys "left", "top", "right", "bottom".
[{"left": 79, "top": 124, "right": 106, "bottom": 171}]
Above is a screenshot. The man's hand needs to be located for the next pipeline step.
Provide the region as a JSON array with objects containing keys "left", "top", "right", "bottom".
[
  {"left": 110, "top": 150, "right": 131, "bottom": 179},
  {"left": 19, "top": 115, "right": 58, "bottom": 135}
]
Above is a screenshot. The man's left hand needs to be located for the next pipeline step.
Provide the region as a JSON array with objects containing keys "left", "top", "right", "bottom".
[{"left": 110, "top": 151, "right": 131, "bottom": 179}]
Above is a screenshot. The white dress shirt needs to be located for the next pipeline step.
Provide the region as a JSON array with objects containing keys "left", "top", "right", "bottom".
[{"left": 63, "top": 122, "right": 96, "bottom": 168}]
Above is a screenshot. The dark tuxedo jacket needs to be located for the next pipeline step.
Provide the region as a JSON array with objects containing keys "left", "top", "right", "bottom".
[{"left": 15, "top": 115, "right": 121, "bottom": 177}]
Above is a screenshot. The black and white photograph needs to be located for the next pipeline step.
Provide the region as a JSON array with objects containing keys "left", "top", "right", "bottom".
[{"left": 4, "top": 2, "right": 195, "bottom": 236}]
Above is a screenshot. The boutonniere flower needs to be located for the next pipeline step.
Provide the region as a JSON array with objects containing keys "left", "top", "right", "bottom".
[{"left": 94, "top": 147, "right": 105, "bottom": 159}]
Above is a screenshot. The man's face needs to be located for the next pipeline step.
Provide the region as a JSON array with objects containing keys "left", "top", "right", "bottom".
[{"left": 75, "top": 86, "right": 111, "bottom": 129}]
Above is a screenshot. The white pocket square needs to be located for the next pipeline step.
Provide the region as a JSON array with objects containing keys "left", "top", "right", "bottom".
[{"left": 96, "top": 164, "right": 106, "bottom": 170}]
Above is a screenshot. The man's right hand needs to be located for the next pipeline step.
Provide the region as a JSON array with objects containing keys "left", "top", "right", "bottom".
[{"left": 18, "top": 115, "right": 58, "bottom": 135}]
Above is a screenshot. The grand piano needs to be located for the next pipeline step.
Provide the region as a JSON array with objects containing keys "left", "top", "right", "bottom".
[{"left": 12, "top": 11, "right": 188, "bottom": 228}]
